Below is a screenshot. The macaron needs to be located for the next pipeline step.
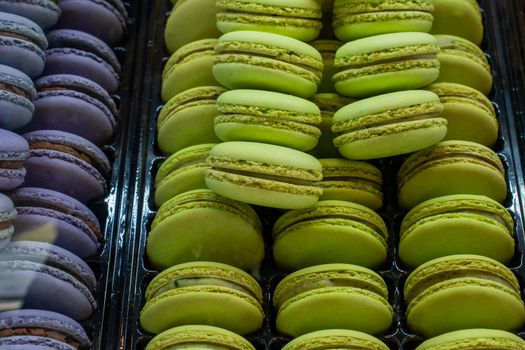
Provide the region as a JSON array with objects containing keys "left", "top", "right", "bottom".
[
  {"left": 332, "top": 0, "right": 434, "bottom": 41},
  {"left": 10, "top": 187, "right": 101, "bottom": 258},
  {"left": 161, "top": 39, "right": 219, "bottom": 102},
  {"left": 216, "top": 0, "right": 322, "bottom": 42},
  {"left": 164, "top": 0, "right": 221, "bottom": 53},
  {"left": 155, "top": 144, "right": 215, "bottom": 207},
  {"left": 24, "top": 74, "right": 118, "bottom": 146},
  {"left": 0, "top": 129, "right": 29, "bottom": 190},
  {"left": 140, "top": 261, "right": 264, "bottom": 335},
  {"left": 281, "top": 329, "right": 389, "bottom": 350},
  {"left": 435, "top": 35, "right": 492, "bottom": 95},
  {"left": 0, "top": 0, "right": 61, "bottom": 29},
  {"left": 0, "top": 242, "right": 97, "bottom": 320},
  {"left": 317, "top": 158, "right": 383, "bottom": 209},
  {"left": 333, "top": 32, "right": 440, "bottom": 98},
  {"left": 426, "top": 82, "right": 498, "bottom": 146},
  {"left": 273, "top": 200, "right": 388, "bottom": 270},
  {"left": 146, "top": 189, "right": 264, "bottom": 271},
  {"left": 399, "top": 194, "right": 515, "bottom": 267},
  {"left": 415, "top": 329, "right": 525, "bottom": 350},
  {"left": 204, "top": 141, "right": 323, "bottom": 209},
  {"left": 332, "top": 90, "right": 447, "bottom": 159},
  {"left": 0, "top": 309, "right": 91, "bottom": 349},
  {"left": 145, "top": 325, "right": 255, "bottom": 350},
  {"left": 404, "top": 254, "right": 525, "bottom": 337},
  {"left": 0, "top": 64, "right": 36, "bottom": 130},
  {"left": 397, "top": 140, "right": 507, "bottom": 209},
  {"left": 44, "top": 29, "right": 121, "bottom": 93},
  {"left": 274, "top": 264, "right": 393, "bottom": 337},
  {"left": 309, "top": 93, "right": 354, "bottom": 158},
  {"left": 55, "top": 0, "right": 126, "bottom": 45},
  {"left": 0, "top": 335, "right": 77, "bottom": 350},
  {"left": 310, "top": 40, "right": 342, "bottom": 93},
  {"left": 23, "top": 130, "right": 110, "bottom": 203},
  {"left": 0, "top": 12, "right": 47, "bottom": 78},
  {"left": 0, "top": 193, "right": 16, "bottom": 250},
  {"left": 430, "top": 0, "right": 483, "bottom": 45},
  {"left": 157, "top": 86, "right": 224, "bottom": 155},
  {"left": 213, "top": 31, "right": 323, "bottom": 98},
  {"left": 215, "top": 89, "right": 322, "bottom": 151}
]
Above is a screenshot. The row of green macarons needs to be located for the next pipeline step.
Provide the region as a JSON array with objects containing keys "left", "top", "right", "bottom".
[{"left": 139, "top": 257, "right": 525, "bottom": 345}]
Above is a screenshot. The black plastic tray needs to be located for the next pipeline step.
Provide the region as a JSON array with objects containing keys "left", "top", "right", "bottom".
[{"left": 117, "top": 1, "right": 525, "bottom": 349}]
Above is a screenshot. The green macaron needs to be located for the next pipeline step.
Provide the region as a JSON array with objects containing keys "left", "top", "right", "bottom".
[
  {"left": 333, "top": 0, "right": 434, "bottom": 41},
  {"left": 332, "top": 90, "right": 447, "bottom": 159},
  {"left": 397, "top": 140, "right": 507, "bottom": 209},
  {"left": 317, "top": 158, "right": 383, "bottom": 209},
  {"left": 215, "top": 89, "right": 322, "bottom": 151},
  {"left": 404, "top": 254, "right": 525, "bottom": 337},
  {"left": 213, "top": 31, "right": 323, "bottom": 98},
  {"left": 311, "top": 40, "right": 342, "bottom": 93},
  {"left": 155, "top": 143, "right": 216, "bottom": 207},
  {"left": 274, "top": 263, "right": 393, "bottom": 337},
  {"left": 426, "top": 82, "right": 498, "bottom": 146},
  {"left": 161, "top": 39, "right": 219, "bottom": 102},
  {"left": 281, "top": 329, "right": 390, "bottom": 350},
  {"left": 309, "top": 93, "right": 355, "bottom": 158},
  {"left": 430, "top": 0, "right": 483, "bottom": 46},
  {"left": 216, "top": 0, "right": 322, "bottom": 42},
  {"left": 146, "top": 325, "right": 256, "bottom": 350},
  {"left": 272, "top": 200, "right": 388, "bottom": 270},
  {"left": 140, "top": 261, "right": 264, "bottom": 335},
  {"left": 436, "top": 35, "right": 493, "bottom": 95},
  {"left": 415, "top": 329, "right": 525, "bottom": 350},
  {"left": 146, "top": 189, "right": 264, "bottom": 271},
  {"left": 399, "top": 194, "right": 515, "bottom": 268},
  {"left": 157, "top": 86, "right": 225, "bottom": 155},
  {"left": 205, "top": 141, "right": 323, "bottom": 209},
  {"left": 334, "top": 32, "right": 440, "bottom": 98}
]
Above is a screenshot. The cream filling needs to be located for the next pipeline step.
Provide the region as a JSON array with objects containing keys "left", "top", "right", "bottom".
[{"left": 150, "top": 277, "right": 256, "bottom": 299}]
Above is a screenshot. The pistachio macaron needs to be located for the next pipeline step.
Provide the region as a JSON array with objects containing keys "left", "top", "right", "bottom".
[
  {"left": 415, "top": 329, "right": 525, "bottom": 350},
  {"left": 274, "top": 263, "right": 393, "bottom": 337},
  {"left": 281, "top": 329, "right": 390, "bottom": 350},
  {"left": 404, "top": 255, "right": 525, "bottom": 337},
  {"left": 430, "top": 0, "right": 483, "bottom": 45},
  {"left": 140, "top": 261, "right": 264, "bottom": 335}
]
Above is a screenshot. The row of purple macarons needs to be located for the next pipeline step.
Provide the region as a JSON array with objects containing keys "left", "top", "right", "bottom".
[{"left": 0, "top": 0, "right": 127, "bottom": 349}]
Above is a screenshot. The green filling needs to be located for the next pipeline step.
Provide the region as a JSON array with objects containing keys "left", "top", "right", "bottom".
[
  {"left": 218, "top": 103, "right": 321, "bottom": 124},
  {"left": 333, "top": 59, "right": 438, "bottom": 81},
  {"left": 150, "top": 277, "right": 255, "bottom": 299}
]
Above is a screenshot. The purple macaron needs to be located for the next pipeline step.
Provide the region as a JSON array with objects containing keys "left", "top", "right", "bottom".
[
  {"left": 0, "top": 0, "right": 61, "bottom": 29},
  {"left": 0, "top": 335, "right": 77, "bottom": 350},
  {"left": 0, "top": 129, "right": 29, "bottom": 190},
  {"left": 55, "top": 0, "right": 126, "bottom": 46},
  {"left": 44, "top": 30, "right": 121, "bottom": 93},
  {"left": 0, "top": 193, "right": 16, "bottom": 249},
  {"left": 0, "top": 12, "right": 48, "bottom": 78},
  {"left": 0, "top": 309, "right": 91, "bottom": 349},
  {"left": 22, "top": 74, "right": 117, "bottom": 146},
  {"left": 0, "top": 64, "right": 36, "bottom": 130},
  {"left": 22, "top": 130, "right": 110, "bottom": 203},
  {"left": 0, "top": 242, "right": 96, "bottom": 321},
  {"left": 10, "top": 187, "right": 101, "bottom": 258}
]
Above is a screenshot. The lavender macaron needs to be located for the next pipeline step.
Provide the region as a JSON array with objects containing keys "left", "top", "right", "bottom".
[
  {"left": 0, "top": 309, "right": 90, "bottom": 349},
  {"left": 0, "top": 0, "right": 61, "bottom": 29},
  {"left": 0, "top": 193, "right": 16, "bottom": 250},
  {"left": 44, "top": 30, "right": 121, "bottom": 93},
  {"left": 0, "top": 12, "right": 47, "bottom": 78},
  {"left": 10, "top": 187, "right": 101, "bottom": 258},
  {"left": 23, "top": 74, "right": 117, "bottom": 146},
  {"left": 0, "top": 241, "right": 96, "bottom": 321},
  {"left": 0, "top": 335, "right": 77, "bottom": 349},
  {"left": 0, "top": 129, "right": 29, "bottom": 191},
  {"left": 23, "top": 130, "right": 110, "bottom": 203},
  {"left": 0, "top": 64, "right": 36, "bottom": 130},
  {"left": 55, "top": 0, "right": 126, "bottom": 46}
]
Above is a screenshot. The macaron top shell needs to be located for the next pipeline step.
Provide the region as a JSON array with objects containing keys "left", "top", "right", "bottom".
[
  {"left": 0, "top": 335, "right": 77, "bottom": 350},
  {"left": 0, "top": 12, "right": 48, "bottom": 50},
  {"left": 0, "top": 0, "right": 61, "bottom": 29},
  {"left": 415, "top": 328, "right": 525, "bottom": 350},
  {"left": 162, "top": 38, "right": 217, "bottom": 82},
  {"left": 0, "top": 309, "right": 90, "bottom": 349},
  {"left": 0, "top": 128, "right": 30, "bottom": 157},
  {"left": 281, "top": 329, "right": 390, "bottom": 350},
  {"left": 0, "top": 63, "right": 37, "bottom": 100}
]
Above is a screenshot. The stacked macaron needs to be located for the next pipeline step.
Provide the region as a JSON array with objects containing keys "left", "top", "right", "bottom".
[{"left": 0, "top": 0, "right": 127, "bottom": 348}]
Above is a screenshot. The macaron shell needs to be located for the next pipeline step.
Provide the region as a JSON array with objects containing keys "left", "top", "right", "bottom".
[
  {"left": 276, "top": 287, "right": 393, "bottom": 337},
  {"left": 430, "top": 0, "right": 483, "bottom": 45},
  {"left": 0, "top": 336, "right": 76, "bottom": 350},
  {"left": 281, "top": 328, "right": 390, "bottom": 350},
  {"left": 415, "top": 329, "right": 525, "bottom": 350},
  {"left": 0, "top": 0, "right": 61, "bottom": 29}
]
